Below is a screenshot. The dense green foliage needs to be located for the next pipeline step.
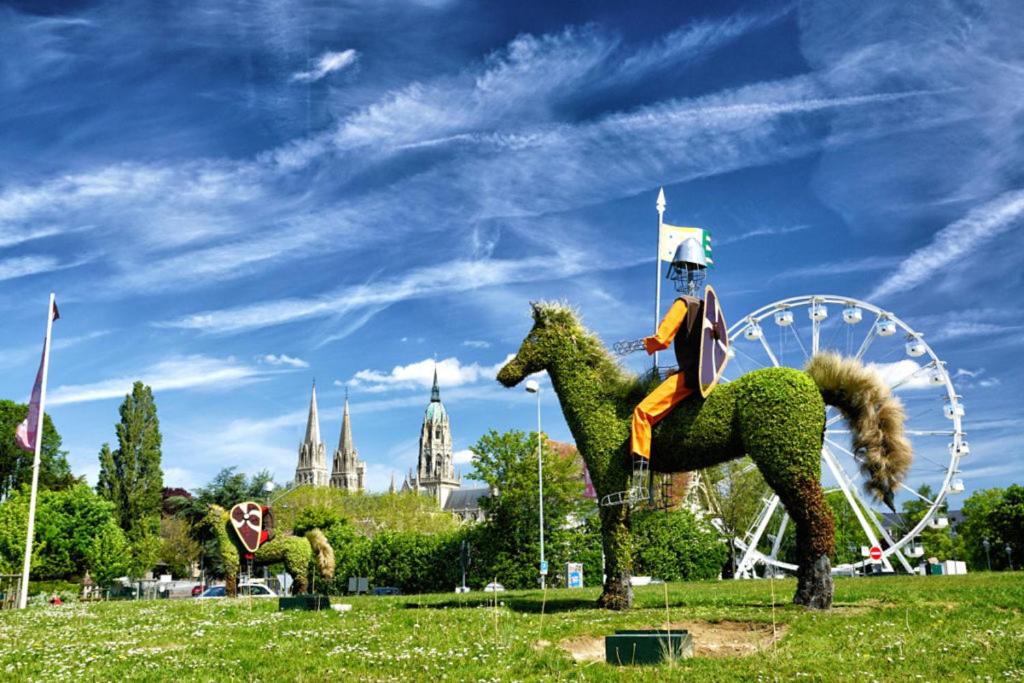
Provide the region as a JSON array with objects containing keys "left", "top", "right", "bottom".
[
  {"left": 2, "top": 573, "right": 1022, "bottom": 681},
  {"left": 273, "top": 486, "right": 459, "bottom": 536},
  {"left": 0, "top": 400, "right": 75, "bottom": 501},
  {"left": 158, "top": 517, "right": 200, "bottom": 578},
  {"left": 96, "top": 382, "right": 164, "bottom": 543},
  {"left": 469, "top": 429, "right": 588, "bottom": 589},
  {"left": 0, "top": 484, "right": 119, "bottom": 579},
  {"left": 84, "top": 521, "right": 131, "bottom": 587},
  {"left": 631, "top": 509, "right": 727, "bottom": 581},
  {"left": 170, "top": 467, "right": 273, "bottom": 514},
  {"left": 956, "top": 485, "right": 1024, "bottom": 570}
]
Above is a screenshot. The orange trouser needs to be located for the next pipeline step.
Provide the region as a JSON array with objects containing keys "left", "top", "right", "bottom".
[{"left": 630, "top": 372, "right": 693, "bottom": 460}]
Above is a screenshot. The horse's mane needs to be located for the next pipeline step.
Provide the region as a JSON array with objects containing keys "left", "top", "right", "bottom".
[{"left": 532, "top": 301, "right": 652, "bottom": 404}]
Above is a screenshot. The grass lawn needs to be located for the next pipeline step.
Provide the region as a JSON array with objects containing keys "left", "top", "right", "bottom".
[{"left": 1, "top": 572, "right": 1022, "bottom": 681}]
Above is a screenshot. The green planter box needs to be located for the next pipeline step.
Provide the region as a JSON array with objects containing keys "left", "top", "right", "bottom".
[
  {"left": 605, "top": 629, "right": 693, "bottom": 665},
  {"left": 278, "top": 595, "right": 331, "bottom": 611}
]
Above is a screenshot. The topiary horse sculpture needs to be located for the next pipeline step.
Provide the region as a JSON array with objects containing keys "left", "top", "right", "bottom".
[
  {"left": 199, "top": 505, "right": 335, "bottom": 596},
  {"left": 497, "top": 302, "right": 911, "bottom": 610}
]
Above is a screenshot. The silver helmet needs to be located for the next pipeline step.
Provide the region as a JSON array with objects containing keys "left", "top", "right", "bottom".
[{"left": 667, "top": 237, "right": 707, "bottom": 294}]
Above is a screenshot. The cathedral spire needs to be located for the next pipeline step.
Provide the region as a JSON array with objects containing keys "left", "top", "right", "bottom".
[
  {"left": 305, "top": 380, "right": 321, "bottom": 446},
  {"left": 338, "top": 389, "right": 354, "bottom": 454},
  {"left": 430, "top": 364, "right": 441, "bottom": 402},
  {"left": 296, "top": 380, "right": 328, "bottom": 487}
]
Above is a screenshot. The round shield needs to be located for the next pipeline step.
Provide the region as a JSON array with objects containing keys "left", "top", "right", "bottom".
[
  {"left": 698, "top": 284, "right": 729, "bottom": 397},
  {"left": 229, "top": 501, "right": 263, "bottom": 553}
]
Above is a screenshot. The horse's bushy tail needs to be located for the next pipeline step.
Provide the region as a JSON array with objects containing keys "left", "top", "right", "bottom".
[
  {"left": 306, "top": 528, "right": 336, "bottom": 580},
  {"left": 805, "top": 352, "right": 912, "bottom": 509}
]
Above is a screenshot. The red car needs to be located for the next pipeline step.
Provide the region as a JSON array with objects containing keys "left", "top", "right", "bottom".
[{"left": 191, "top": 584, "right": 206, "bottom": 597}]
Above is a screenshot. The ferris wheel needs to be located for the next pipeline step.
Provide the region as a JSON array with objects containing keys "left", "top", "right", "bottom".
[{"left": 697, "top": 294, "right": 968, "bottom": 577}]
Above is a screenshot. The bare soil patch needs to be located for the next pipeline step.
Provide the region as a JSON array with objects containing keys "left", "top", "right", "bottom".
[{"left": 556, "top": 620, "right": 788, "bottom": 663}]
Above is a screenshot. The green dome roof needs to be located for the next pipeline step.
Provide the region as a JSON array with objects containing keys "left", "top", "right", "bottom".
[{"left": 425, "top": 401, "right": 447, "bottom": 421}]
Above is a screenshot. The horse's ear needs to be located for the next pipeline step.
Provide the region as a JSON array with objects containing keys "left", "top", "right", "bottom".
[{"left": 530, "top": 301, "right": 544, "bottom": 323}]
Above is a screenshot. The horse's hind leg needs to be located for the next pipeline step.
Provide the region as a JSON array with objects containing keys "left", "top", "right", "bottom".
[{"left": 772, "top": 475, "right": 835, "bottom": 609}]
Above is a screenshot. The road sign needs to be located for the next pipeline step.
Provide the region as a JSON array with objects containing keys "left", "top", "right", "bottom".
[
  {"left": 566, "top": 563, "right": 583, "bottom": 588},
  {"left": 869, "top": 546, "right": 882, "bottom": 561},
  {"left": 540, "top": 561, "right": 548, "bottom": 575}
]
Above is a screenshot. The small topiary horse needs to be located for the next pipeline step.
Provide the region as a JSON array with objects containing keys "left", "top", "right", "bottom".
[
  {"left": 199, "top": 505, "right": 335, "bottom": 596},
  {"left": 497, "top": 302, "right": 911, "bottom": 610}
]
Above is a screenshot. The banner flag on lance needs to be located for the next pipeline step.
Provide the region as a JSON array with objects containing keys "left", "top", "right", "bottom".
[
  {"left": 658, "top": 224, "right": 713, "bottom": 266},
  {"left": 14, "top": 300, "right": 59, "bottom": 453},
  {"left": 17, "top": 294, "right": 58, "bottom": 610}
]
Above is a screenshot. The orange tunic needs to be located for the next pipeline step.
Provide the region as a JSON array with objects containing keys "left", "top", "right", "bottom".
[{"left": 631, "top": 299, "right": 697, "bottom": 460}]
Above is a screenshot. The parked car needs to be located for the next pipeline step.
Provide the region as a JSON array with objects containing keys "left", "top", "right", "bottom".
[
  {"left": 482, "top": 582, "right": 505, "bottom": 593},
  {"left": 191, "top": 584, "right": 206, "bottom": 597},
  {"left": 372, "top": 586, "right": 401, "bottom": 596},
  {"left": 197, "top": 583, "right": 278, "bottom": 599}
]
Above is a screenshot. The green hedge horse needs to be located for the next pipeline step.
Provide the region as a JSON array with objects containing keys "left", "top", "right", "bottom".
[
  {"left": 199, "top": 505, "right": 335, "bottom": 596},
  {"left": 498, "top": 302, "right": 911, "bottom": 610}
]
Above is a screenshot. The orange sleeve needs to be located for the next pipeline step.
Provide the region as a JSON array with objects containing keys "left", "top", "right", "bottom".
[{"left": 644, "top": 299, "right": 689, "bottom": 354}]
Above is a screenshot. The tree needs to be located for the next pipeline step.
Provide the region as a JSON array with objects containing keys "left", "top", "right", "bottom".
[
  {"left": 0, "top": 399, "right": 76, "bottom": 502},
  {"left": 128, "top": 532, "right": 163, "bottom": 579},
  {"left": 159, "top": 517, "right": 200, "bottom": 579},
  {"left": 991, "top": 485, "right": 1024, "bottom": 568},
  {"left": 958, "top": 487, "right": 1006, "bottom": 570},
  {"left": 468, "top": 429, "right": 587, "bottom": 589},
  {"left": 85, "top": 521, "right": 131, "bottom": 589},
  {"left": 96, "top": 382, "right": 164, "bottom": 539},
  {"left": 0, "top": 484, "right": 118, "bottom": 579},
  {"left": 631, "top": 508, "right": 726, "bottom": 581},
  {"left": 702, "top": 459, "right": 771, "bottom": 577}
]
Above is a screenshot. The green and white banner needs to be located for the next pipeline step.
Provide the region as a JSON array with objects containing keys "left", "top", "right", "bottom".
[{"left": 658, "top": 224, "right": 713, "bottom": 266}]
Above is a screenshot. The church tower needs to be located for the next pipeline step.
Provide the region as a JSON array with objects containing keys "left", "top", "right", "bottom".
[
  {"left": 408, "top": 367, "right": 461, "bottom": 507},
  {"left": 295, "top": 382, "right": 329, "bottom": 486},
  {"left": 330, "top": 392, "right": 366, "bottom": 493}
]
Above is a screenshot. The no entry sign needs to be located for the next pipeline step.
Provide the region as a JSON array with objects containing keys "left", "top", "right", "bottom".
[{"left": 869, "top": 546, "right": 882, "bottom": 561}]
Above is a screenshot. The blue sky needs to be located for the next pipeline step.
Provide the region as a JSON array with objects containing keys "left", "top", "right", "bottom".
[{"left": 2, "top": 0, "right": 1022, "bottom": 501}]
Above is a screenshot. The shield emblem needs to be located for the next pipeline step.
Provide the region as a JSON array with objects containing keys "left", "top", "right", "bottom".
[
  {"left": 698, "top": 284, "right": 729, "bottom": 398},
  {"left": 229, "top": 501, "right": 263, "bottom": 553}
]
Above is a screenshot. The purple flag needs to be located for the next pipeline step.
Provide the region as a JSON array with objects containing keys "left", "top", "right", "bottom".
[{"left": 14, "top": 300, "right": 58, "bottom": 453}]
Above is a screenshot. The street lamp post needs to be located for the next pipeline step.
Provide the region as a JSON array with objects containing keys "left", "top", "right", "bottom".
[
  {"left": 1006, "top": 544, "right": 1014, "bottom": 571},
  {"left": 525, "top": 379, "right": 546, "bottom": 589},
  {"left": 983, "top": 538, "right": 991, "bottom": 571}
]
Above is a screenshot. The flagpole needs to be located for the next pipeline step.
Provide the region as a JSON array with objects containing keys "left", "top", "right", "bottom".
[
  {"left": 654, "top": 188, "right": 666, "bottom": 373},
  {"left": 18, "top": 293, "right": 55, "bottom": 610}
]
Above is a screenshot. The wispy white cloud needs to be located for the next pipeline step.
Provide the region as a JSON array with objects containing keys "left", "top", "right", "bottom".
[
  {"left": 867, "top": 359, "right": 934, "bottom": 392},
  {"left": 452, "top": 448, "right": 475, "bottom": 465},
  {"left": 350, "top": 354, "right": 513, "bottom": 393},
  {"left": 290, "top": 49, "right": 359, "bottom": 83},
  {"left": 259, "top": 354, "right": 309, "bottom": 368},
  {"left": 47, "top": 355, "right": 267, "bottom": 406},
  {"left": 871, "top": 189, "right": 1024, "bottom": 300},
  {"left": 0, "top": 329, "right": 110, "bottom": 370},
  {"left": 717, "top": 224, "right": 810, "bottom": 246},
  {"left": 160, "top": 247, "right": 628, "bottom": 335},
  {"left": 775, "top": 255, "right": 902, "bottom": 280},
  {"left": 462, "top": 340, "right": 491, "bottom": 349},
  {"left": 0, "top": 225, "right": 63, "bottom": 248},
  {"left": 0, "top": 255, "right": 76, "bottom": 281}
]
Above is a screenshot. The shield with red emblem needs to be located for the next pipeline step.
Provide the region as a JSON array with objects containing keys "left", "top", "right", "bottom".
[
  {"left": 229, "top": 501, "right": 263, "bottom": 553},
  {"left": 698, "top": 284, "right": 729, "bottom": 398}
]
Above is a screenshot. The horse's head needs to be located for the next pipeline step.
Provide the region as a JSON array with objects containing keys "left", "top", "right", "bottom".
[{"left": 497, "top": 301, "right": 577, "bottom": 387}]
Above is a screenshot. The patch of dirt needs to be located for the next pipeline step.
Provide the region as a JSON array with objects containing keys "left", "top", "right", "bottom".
[{"left": 555, "top": 620, "right": 788, "bottom": 663}]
